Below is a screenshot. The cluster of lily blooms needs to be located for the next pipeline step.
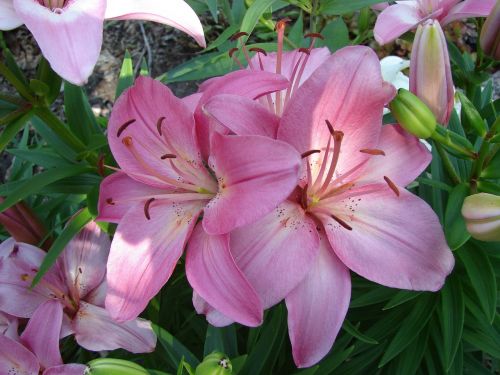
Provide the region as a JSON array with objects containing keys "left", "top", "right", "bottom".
[{"left": 0, "top": 0, "right": 498, "bottom": 372}]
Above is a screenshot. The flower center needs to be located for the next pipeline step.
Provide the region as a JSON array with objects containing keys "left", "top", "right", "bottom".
[{"left": 38, "top": 0, "right": 67, "bottom": 12}]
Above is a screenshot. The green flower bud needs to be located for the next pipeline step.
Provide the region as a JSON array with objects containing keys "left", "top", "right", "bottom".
[
  {"left": 85, "top": 358, "right": 149, "bottom": 375},
  {"left": 456, "top": 91, "right": 488, "bottom": 137},
  {"left": 462, "top": 193, "right": 500, "bottom": 242},
  {"left": 389, "top": 88, "right": 437, "bottom": 139},
  {"left": 195, "top": 352, "right": 232, "bottom": 375}
]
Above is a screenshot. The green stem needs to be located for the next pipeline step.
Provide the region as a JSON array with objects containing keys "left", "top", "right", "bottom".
[
  {"left": 0, "top": 61, "right": 34, "bottom": 102},
  {"left": 434, "top": 142, "right": 461, "bottom": 185},
  {"left": 0, "top": 93, "right": 25, "bottom": 106},
  {"left": 471, "top": 140, "right": 490, "bottom": 181},
  {"left": 431, "top": 130, "right": 477, "bottom": 160},
  {"left": 0, "top": 104, "right": 32, "bottom": 126}
]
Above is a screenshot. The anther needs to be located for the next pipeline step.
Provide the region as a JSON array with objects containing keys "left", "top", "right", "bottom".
[
  {"left": 11, "top": 244, "right": 19, "bottom": 255},
  {"left": 116, "top": 119, "right": 136, "bottom": 137},
  {"left": 330, "top": 214, "right": 353, "bottom": 230},
  {"left": 301, "top": 184, "right": 309, "bottom": 210},
  {"left": 360, "top": 148, "right": 386, "bottom": 156},
  {"left": 161, "top": 153, "right": 177, "bottom": 159},
  {"left": 298, "top": 48, "right": 311, "bottom": 55},
  {"left": 325, "top": 120, "right": 334, "bottom": 135},
  {"left": 156, "top": 117, "right": 166, "bottom": 136},
  {"left": 122, "top": 136, "right": 133, "bottom": 146},
  {"left": 249, "top": 47, "right": 267, "bottom": 56},
  {"left": 228, "top": 48, "right": 239, "bottom": 58},
  {"left": 78, "top": 267, "right": 83, "bottom": 273},
  {"left": 275, "top": 18, "right": 291, "bottom": 31},
  {"left": 384, "top": 176, "right": 400, "bottom": 197},
  {"left": 230, "top": 31, "right": 249, "bottom": 41},
  {"left": 144, "top": 198, "right": 155, "bottom": 220},
  {"left": 106, "top": 198, "right": 115, "bottom": 205},
  {"left": 334, "top": 130, "right": 344, "bottom": 142},
  {"left": 304, "top": 32, "right": 325, "bottom": 40},
  {"left": 21, "top": 273, "right": 29, "bottom": 281},
  {"left": 301, "top": 149, "right": 321, "bottom": 159},
  {"left": 97, "top": 153, "right": 105, "bottom": 176}
]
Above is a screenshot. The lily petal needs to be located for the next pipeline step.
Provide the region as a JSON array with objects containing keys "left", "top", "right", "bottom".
[
  {"left": 73, "top": 302, "right": 156, "bottom": 353},
  {"left": 203, "top": 133, "right": 301, "bottom": 234},
  {"left": 285, "top": 237, "right": 351, "bottom": 368},
  {"left": 186, "top": 224, "right": 263, "bottom": 326},
  {"left": 105, "top": 0, "right": 206, "bottom": 47},
  {"left": 44, "top": 364, "right": 87, "bottom": 375},
  {"left": 373, "top": 1, "right": 424, "bottom": 44},
  {"left": 192, "top": 291, "right": 234, "bottom": 327},
  {"left": 105, "top": 200, "right": 203, "bottom": 321},
  {"left": 0, "top": 334, "right": 39, "bottom": 375},
  {"left": 442, "top": 0, "right": 495, "bottom": 25},
  {"left": 13, "top": 0, "right": 105, "bottom": 85},
  {"left": 0, "top": 0, "right": 23, "bottom": 30}
]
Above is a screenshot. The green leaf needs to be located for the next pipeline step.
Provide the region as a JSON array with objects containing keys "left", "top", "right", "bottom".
[
  {"left": 152, "top": 324, "right": 200, "bottom": 370},
  {"left": 288, "top": 12, "right": 304, "bottom": 47},
  {"left": 207, "top": 0, "right": 218, "bottom": 21},
  {"left": 316, "top": 345, "right": 355, "bottom": 374},
  {"left": 319, "top": 0, "right": 386, "bottom": 15},
  {"left": 444, "top": 184, "right": 471, "bottom": 250},
  {"left": 64, "top": 82, "right": 101, "bottom": 143},
  {"left": 317, "top": 18, "right": 350, "bottom": 52},
  {"left": 7, "top": 147, "right": 72, "bottom": 169},
  {"left": 240, "top": 0, "right": 278, "bottom": 38},
  {"left": 342, "top": 320, "right": 378, "bottom": 344},
  {"left": 350, "top": 286, "right": 394, "bottom": 308},
  {"left": 463, "top": 325, "right": 500, "bottom": 359},
  {"left": 116, "top": 50, "right": 135, "bottom": 98},
  {"left": 204, "top": 325, "right": 238, "bottom": 358},
  {"left": 204, "top": 24, "right": 240, "bottom": 52},
  {"left": 391, "top": 326, "right": 429, "bottom": 375},
  {"left": 0, "top": 110, "right": 32, "bottom": 153},
  {"left": 383, "top": 290, "right": 422, "bottom": 310},
  {"left": 481, "top": 150, "right": 500, "bottom": 179},
  {"left": 32, "top": 207, "right": 92, "bottom": 286},
  {"left": 36, "top": 57, "right": 62, "bottom": 105}
]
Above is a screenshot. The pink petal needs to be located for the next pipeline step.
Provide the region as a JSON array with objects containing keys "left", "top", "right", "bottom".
[
  {"left": 0, "top": 334, "right": 39, "bottom": 375},
  {"left": 43, "top": 364, "right": 87, "bottom": 375},
  {"left": 0, "top": 311, "right": 19, "bottom": 341},
  {"left": 73, "top": 302, "right": 156, "bottom": 353},
  {"left": 0, "top": 0, "right": 23, "bottom": 29},
  {"left": 285, "top": 236, "right": 351, "bottom": 368},
  {"left": 182, "top": 93, "right": 203, "bottom": 113},
  {"left": 21, "top": 300, "right": 63, "bottom": 369},
  {"left": 105, "top": 0, "right": 205, "bottom": 47},
  {"left": 186, "top": 224, "right": 263, "bottom": 327},
  {"left": 230, "top": 201, "right": 320, "bottom": 308},
  {"left": 441, "top": 0, "right": 495, "bottom": 25},
  {"left": 13, "top": 0, "right": 105, "bottom": 85},
  {"left": 203, "top": 133, "right": 301, "bottom": 234},
  {"left": 319, "top": 184, "right": 454, "bottom": 291},
  {"left": 192, "top": 291, "right": 234, "bottom": 327},
  {"left": 278, "top": 46, "right": 392, "bottom": 181},
  {"left": 356, "top": 124, "right": 431, "bottom": 187},
  {"left": 203, "top": 94, "right": 279, "bottom": 137},
  {"left": 105, "top": 200, "right": 203, "bottom": 321},
  {"left": 373, "top": 1, "right": 424, "bottom": 44}
]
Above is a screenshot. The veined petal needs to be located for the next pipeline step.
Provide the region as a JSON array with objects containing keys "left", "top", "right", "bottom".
[
  {"left": 0, "top": 311, "right": 19, "bottom": 340},
  {"left": 285, "top": 236, "right": 351, "bottom": 368},
  {"left": 13, "top": 0, "right": 105, "bottom": 85},
  {"left": 105, "top": 0, "right": 205, "bottom": 47},
  {"left": 73, "top": 302, "right": 156, "bottom": 353},
  {"left": 21, "top": 300, "right": 63, "bottom": 369},
  {"left": 0, "top": 0, "right": 23, "bottom": 30},
  {"left": 203, "top": 133, "right": 301, "bottom": 235},
  {"left": 230, "top": 201, "right": 320, "bottom": 308},
  {"left": 0, "top": 334, "right": 39, "bottom": 375},
  {"left": 43, "top": 364, "right": 87, "bottom": 375},
  {"left": 356, "top": 124, "right": 431, "bottom": 186},
  {"left": 105, "top": 200, "right": 203, "bottom": 321},
  {"left": 186, "top": 225, "right": 263, "bottom": 327},
  {"left": 192, "top": 291, "right": 234, "bottom": 327},
  {"left": 441, "top": 0, "right": 495, "bottom": 25},
  {"left": 319, "top": 184, "right": 454, "bottom": 291},
  {"left": 373, "top": 1, "right": 424, "bottom": 44}
]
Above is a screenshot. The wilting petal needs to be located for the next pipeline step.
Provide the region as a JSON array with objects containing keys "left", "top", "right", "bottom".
[
  {"left": 319, "top": 184, "right": 454, "bottom": 291},
  {"left": 21, "top": 300, "right": 63, "bottom": 369},
  {"left": 203, "top": 94, "right": 279, "bottom": 138},
  {"left": 13, "top": 0, "right": 105, "bottom": 85},
  {"left": 44, "top": 364, "right": 87, "bottom": 375},
  {"left": 0, "top": 0, "right": 23, "bottom": 29},
  {"left": 105, "top": 0, "right": 205, "bottom": 47},
  {"left": 73, "top": 302, "right": 156, "bottom": 353},
  {"left": 192, "top": 291, "right": 234, "bottom": 327},
  {"left": 285, "top": 237, "right": 351, "bottom": 368},
  {"left": 0, "top": 334, "right": 39, "bottom": 375},
  {"left": 441, "top": 0, "right": 495, "bottom": 25},
  {"left": 105, "top": 200, "right": 203, "bottom": 321},
  {"left": 356, "top": 125, "right": 431, "bottom": 186},
  {"left": 373, "top": 1, "right": 424, "bottom": 44},
  {"left": 203, "top": 133, "right": 301, "bottom": 234},
  {"left": 186, "top": 225, "right": 263, "bottom": 326},
  {"left": 230, "top": 201, "right": 320, "bottom": 308}
]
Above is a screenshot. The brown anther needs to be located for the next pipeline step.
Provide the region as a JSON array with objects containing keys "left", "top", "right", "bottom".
[
  {"left": 78, "top": 267, "right": 83, "bottom": 274},
  {"left": 301, "top": 184, "right": 309, "bottom": 210},
  {"left": 249, "top": 47, "right": 267, "bottom": 56},
  {"left": 360, "top": 148, "right": 386, "bottom": 156},
  {"left": 97, "top": 153, "right": 105, "bottom": 177},
  {"left": 106, "top": 198, "right": 115, "bottom": 205},
  {"left": 116, "top": 119, "right": 136, "bottom": 137},
  {"left": 333, "top": 131, "right": 344, "bottom": 142},
  {"left": 144, "top": 198, "right": 155, "bottom": 220},
  {"left": 301, "top": 149, "right": 321, "bottom": 159},
  {"left": 156, "top": 116, "right": 166, "bottom": 136},
  {"left": 161, "top": 153, "right": 177, "bottom": 160},
  {"left": 122, "top": 136, "right": 133, "bottom": 146},
  {"left": 21, "top": 273, "right": 29, "bottom": 281},
  {"left": 230, "top": 31, "right": 249, "bottom": 41},
  {"left": 228, "top": 48, "right": 239, "bottom": 58},
  {"left": 275, "top": 18, "right": 291, "bottom": 31},
  {"left": 330, "top": 214, "right": 353, "bottom": 231},
  {"left": 298, "top": 48, "right": 311, "bottom": 55},
  {"left": 304, "top": 32, "right": 325, "bottom": 40},
  {"left": 325, "top": 120, "right": 334, "bottom": 135},
  {"left": 11, "top": 244, "right": 19, "bottom": 255},
  {"left": 384, "top": 176, "right": 400, "bottom": 197}
]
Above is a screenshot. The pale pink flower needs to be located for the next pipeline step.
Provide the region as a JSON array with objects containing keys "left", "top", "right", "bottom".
[
  {"left": 0, "top": 222, "right": 156, "bottom": 353},
  {"left": 0, "top": 0, "right": 205, "bottom": 85},
  {"left": 97, "top": 76, "right": 302, "bottom": 326}
]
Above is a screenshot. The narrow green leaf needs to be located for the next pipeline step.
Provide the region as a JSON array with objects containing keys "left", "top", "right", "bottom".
[
  {"left": 316, "top": 345, "right": 355, "bottom": 374},
  {"left": 240, "top": 0, "right": 278, "bottom": 38},
  {"left": 32, "top": 208, "right": 92, "bottom": 286},
  {"left": 383, "top": 290, "right": 422, "bottom": 310},
  {"left": 7, "top": 147, "right": 72, "bottom": 168},
  {"left": 463, "top": 326, "right": 500, "bottom": 359},
  {"left": 288, "top": 12, "right": 304, "bottom": 47},
  {"left": 350, "top": 286, "right": 394, "bottom": 308},
  {"left": 207, "top": 0, "right": 218, "bottom": 21},
  {"left": 463, "top": 353, "right": 493, "bottom": 375},
  {"left": 148, "top": 370, "right": 173, "bottom": 375},
  {"left": 0, "top": 110, "right": 32, "bottom": 153},
  {"left": 204, "top": 24, "right": 239, "bottom": 52},
  {"left": 342, "top": 320, "right": 378, "bottom": 344},
  {"left": 152, "top": 324, "right": 200, "bottom": 370},
  {"left": 444, "top": 184, "right": 471, "bottom": 250},
  {"left": 203, "top": 325, "right": 238, "bottom": 358},
  {"left": 319, "top": 0, "right": 386, "bottom": 15},
  {"left": 116, "top": 50, "right": 135, "bottom": 98},
  {"left": 392, "top": 326, "right": 429, "bottom": 375},
  {"left": 64, "top": 82, "right": 101, "bottom": 143},
  {"left": 292, "top": 366, "right": 319, "bottom": 375}
]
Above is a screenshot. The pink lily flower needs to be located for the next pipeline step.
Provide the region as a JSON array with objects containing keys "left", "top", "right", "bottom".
[
  {"left": 0, "top": 0, "right": 205, "bottom": 85},
  {"left": 0, "top": 222, "right": 156, "bottom": 353},
  {"left": 0, "top": 299, "right": 87, "bottom": 375},
  {"left": 97, "top": 76, "right": 302, "bottom": 326},
  {"left": 0, "top": 311, "right": 19, "bottom": 340},
  {"left": 202, "top": 45, "right": 455, "bottom": 367}
]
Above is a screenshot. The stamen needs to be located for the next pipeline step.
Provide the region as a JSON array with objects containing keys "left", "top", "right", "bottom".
[
  {"left": 122, "top": 136, "right": 133, "bottom": 146},
  {"left": 330, "top": 214, "right": 353, "bottom": 230},
  {"left": 384, "top": 176, "right": 400, "bottom": 197},
  {"left": 304, "top": 33, "right": 325, "bottom": 40},
  {"left": 301, "top": 184, "right": 309, "bottom": 209},
  {"left": 301, "top": 149, "right": 321, "bottom": 158},
  {"left": 97, "top": 154, "right": 105, "bottom": 176},
  {"left": 161, "top": 153, "right": 177, "bottom": 159},
  {"left": 298, "top": 48, "right": 311, "bottom": 55},
  {"left": 116, "top": 119, "right": 136, "bottom": 137},
  {"left": 229, "top": 48, "right": 245, "bottom": 69},
  {"left": 156, "top": 117, "right": 166, "bottom": 136},
  {"left": 275, "top": 18, "right": 290, "bottom": 115},
  {"left": 318, "top": 130, "right": 344, "bottom": 195},
  {"left": 249, "top": 47, "right": 267, "bottom": 56},
  {"left": 312, "top": 135, "right": 332, "bottom": 191},
  {"left": 360, "top": 148, "right": 386, "bottom": 156},
  {"left": 144, "top": 198, "right": 155, "bottom": 220},
  {"left": 325, "top": 120, "right": 334, "bottom": 135},
  {"left": 230, "top": 31, "right": 249, "bottom": 41},
  {"left": 106, "top": 198, "right": 115, "bottom": 205}
]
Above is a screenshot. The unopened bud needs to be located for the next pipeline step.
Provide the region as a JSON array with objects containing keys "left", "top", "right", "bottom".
[
  {"left": 389, "top": 88, "right": 436, "bottom": 138},
  {"left": 196, "top": 352, "right": 232, "bottom": 375},
  {"left": 462, "top": 193, "right": 500, "bottom": 242},
  {"left": 480, "top": 0, "right": 500, "bottom": 60},
  {"left": 457, "top": 91, "right": 488, "bottom": 137},
  {"left": 85, "top": 358, "right": 149, "bottom": 375}
]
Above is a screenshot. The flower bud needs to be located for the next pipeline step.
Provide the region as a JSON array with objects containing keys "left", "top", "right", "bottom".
[
  {"left": 480, "top": 0, "right": 500, "bottom": 60},
  {"left": 461, "top": 193, "right": 500, "bottom": 242},
  {"left": 195, "top": 352, "right": 232, "bottom": 375},
  {"left": 389, "top": 88, "right": 436, "bottom": 138},
  {"left": 85, "top": 358, "right": 149, "bottom": 375},
  {"left": 410, "top": 20, "right": 454, "bottom": 125}
]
